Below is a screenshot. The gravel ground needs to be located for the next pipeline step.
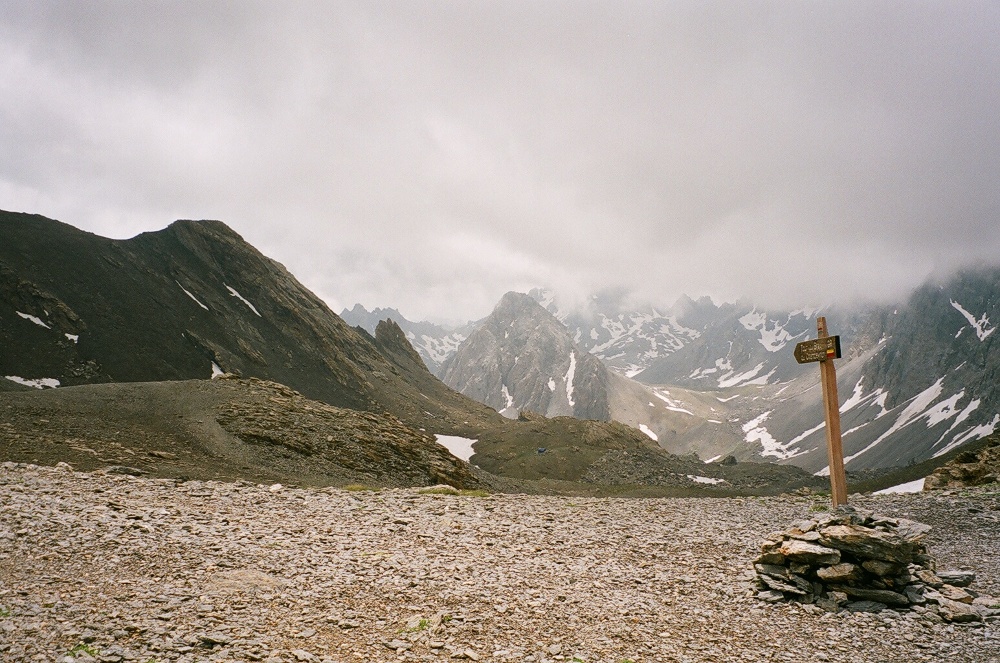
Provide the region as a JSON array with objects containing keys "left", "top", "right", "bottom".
[{"left": 2, "top": 462, "right": 999, "bottom": 663}]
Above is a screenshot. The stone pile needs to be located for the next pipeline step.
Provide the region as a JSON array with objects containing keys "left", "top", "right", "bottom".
[{"left": 754, "top": 506, "right": 999, "bottom": 623}]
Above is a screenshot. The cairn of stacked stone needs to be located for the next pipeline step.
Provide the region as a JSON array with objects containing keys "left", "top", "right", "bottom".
[{"left": 754, "top": 507, "right": 998, "bottom": 623}]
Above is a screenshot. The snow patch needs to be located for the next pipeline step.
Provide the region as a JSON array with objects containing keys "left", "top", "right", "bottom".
[
  {"left": 177, "top": 281, "right": 209, "bottom": 311},
  {"left": 744, "top": 411, "right": 805, "bottom": 460},
  {"left": 547, "top": 378, "right": 556, "bottom": 391},
  {"left": 16, "top": 311, "right": 50, "bottom": 329},
  {"left": 65, "top": 333, "right": 79, "bottom": 343},
  {"left": 950, "top": 299, "right": 995, "bottom": 341},
  {"left": 704, "top": 454, "right": 723, "bottom": 463},
  {"left": 415, "top": 333, "right": 466, "bottom": 365},
  {"left": 500, "top": 384, "right": 515, "bottom": 414},
  {"left": 435, "top": 435, "right": 477, "bottom": 462},
  {"left": 841, "top": 379, "right": 947, "bottom": 467},
  {"left": 933, "top": 413, "right": 1000, "bottom": 457},
  {"left": 718, "top": 362, "right": 766, "bottom": 388},
  {"left": 653, "top": 390, "right": 694, "bottom": 415},
  {"left": 839, "top": 379, "right": 889, "bottom": 417},
  {"left": 687, "top": 475, "right": 726, "bottom": 485},
  {"left": 873, "top": 478, "right": 925, "bottom": 495},
  {"left": 738, "top": 309, "right": 804, "bottom": 352},
  {"left": 564, "top": 351, "right": 577, "bottom": 408},
  {"left": 225, "top": 284, "right": 261, "bottom": 317},
  {"left": 5, "top": 375, "right": 60, "bottom": 389},
  {"left": 787, "top": 421, "right": 826, "bottom": 447},
  {"left": 211, "top": 362, "right": 225, "bottom": 379},
  {"left": 638, "top": 424, "right": 658, "bottom": 441}
]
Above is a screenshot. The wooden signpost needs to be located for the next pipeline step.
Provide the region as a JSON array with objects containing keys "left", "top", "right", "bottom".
[{"left": 793, "top": 317, "right": 848, "bottom": 507}]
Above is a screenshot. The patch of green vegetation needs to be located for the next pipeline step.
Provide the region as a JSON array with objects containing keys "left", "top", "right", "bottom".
[
  {"left": 0, "top": 606, "right": 10, "bottom": 618},
  {"left": 418, "top": 486, "right": 460, "bottom": 495},
  {"left": 343, "top": 483, "right": 379, "bottom": 492},
  {"left": 402, "top": 618, "right": 431, "bottom": 633},
  {"left": 809, "top": 502, "right": 830, "bottom": 512},
  {"left": 69, "top": 643, "right": 101, "bottom": 657},
  {"left": 417, "top": 486, "right": 490, "bottom": 497}
]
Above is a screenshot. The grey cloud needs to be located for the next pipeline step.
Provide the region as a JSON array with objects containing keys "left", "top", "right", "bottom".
[{"left": 1, "top": 1, "right": 998, "bottom": 322}]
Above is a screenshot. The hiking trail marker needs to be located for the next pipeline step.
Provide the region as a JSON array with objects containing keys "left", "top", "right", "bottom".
[{"left": 793, "top": 317, "right": 848, "bottom": 507}]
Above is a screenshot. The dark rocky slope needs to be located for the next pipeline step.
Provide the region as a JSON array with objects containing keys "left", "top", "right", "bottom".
[
  {"left": 0, "top": 211, "right": 828, "bottom": 494},
  {"left": 0, "top": 376, "right": 479, "bottom": 488},
  {"left": 0, "top": 210, "right": 501, "bottom": 435}
]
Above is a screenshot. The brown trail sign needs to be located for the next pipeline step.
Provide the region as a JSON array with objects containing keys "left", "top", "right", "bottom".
[
  {"left": 793, "top": 335, "right": 841, "bottom": 364},
  {"left": 793, "top": 317, "right": 848, "bottom": 507}
]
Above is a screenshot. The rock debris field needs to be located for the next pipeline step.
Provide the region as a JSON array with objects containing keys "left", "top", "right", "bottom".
[{"left": 2, "top": 463, "right": 999, "bottom": 663}]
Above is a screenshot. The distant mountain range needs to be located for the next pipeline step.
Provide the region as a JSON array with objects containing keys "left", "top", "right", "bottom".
[
  {"left": 2, "top": 209, "right": 820, "bottom": 494},
  {"left": 339, "top": 304, "right": 472, "bottom": 375},
  {"left": 5, "top": 208, "right": 995, "bottom": 484},
  {"left": 347, "top": 275, "right": 1000, "bottom": 475}
]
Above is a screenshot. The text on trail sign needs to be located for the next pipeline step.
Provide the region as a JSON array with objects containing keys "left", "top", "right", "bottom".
[{"left": 793, "top": 335, "right": 842, "bottom": 364}]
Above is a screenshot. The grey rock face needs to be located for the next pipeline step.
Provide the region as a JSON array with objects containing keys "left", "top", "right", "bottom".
[{"left": 442, "top": 292, "right": 610, "bottom": 421}]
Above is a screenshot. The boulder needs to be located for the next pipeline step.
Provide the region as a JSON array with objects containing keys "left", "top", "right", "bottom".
[
  {"left": 937, "top": 570, "right": 976, "bottom": 587},
  {"left": 818, "top": 524, "right": 920, "bottom": 563},
  {"left": 816, "top": 563, "right": 859, "bottom": 583},
  {"left": 777, "top": 540, "right": 841, "bottom": 565},
  {"left": 934, "top": 597, "right": 983, "bottom": 623},
  {"left": 836, "top": 586, "right": 910, "bottom": 607}
]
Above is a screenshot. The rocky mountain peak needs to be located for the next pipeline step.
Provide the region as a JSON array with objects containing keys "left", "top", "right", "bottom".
[
  {"left": 441, "top": 291, "right": 610, "bottom": 421},
  {"left": 374, "top": 318, "right": 427, "bottom": 372}
]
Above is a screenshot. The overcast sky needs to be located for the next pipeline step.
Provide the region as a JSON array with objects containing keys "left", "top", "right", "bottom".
[{"left": 2, "top": 2, "right": 999, "bottom": 324}]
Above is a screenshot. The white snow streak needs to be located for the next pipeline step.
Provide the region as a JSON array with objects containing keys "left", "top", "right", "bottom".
[
  {"left": 787, "top": 421, "right": 826, "bottom": 447},
  {"left": 65, "top": 333, "right": 79, "bottom": 343},
  {"left": 931, "top": 398, "right": 981, "bottom": 452},
  {"left": 500, "top": 384, "right": 514, "bottom": 414},
  {"left": 564, "top": 351, "right": 577, "bottom": 408},
  {"left": 177, "top": 281, "right": 209, "bottom": 311},
  {"left": 5, "top": 375, "right": 60, "bottom": 389},
  {"left": 738, "top": 309, "right": 803, "bottom": 352},
  {"left": 934, "top": 413, "right": 1000, "bottom": 457},
  {"left": 687, "top": 475, "right": 726, "bottom": 485},
  {"left": 841, "top": 379, "right": 946, "bottom": 467},
  {"left": 16, "top": 311, "right": 50, "bottom": 329},
  {"left": 653, "top": 390, "right": 694, "bottom": 415},
  {"left": 638, "top": 424, "right": 658, "bottom": 441},
  {"left": 225, "top": 284, "right": 261, "bottom": 316},
  {"left": 840, "top": 379, "right": 867, "bottom": 413},
  {"left": 874, "top": 478, "right": 926, "bottom": 494},
  {"left": 950, "top": 300, "right": 995, "bottom": 341},
  {"left": 718, "top": 362, "right": 766, "bottom": 388},
  {"left": 413, "top": 332, "right": 466, "bottom": 365},
  {"left": 839, "top": 379, "right": 889, "bottom": 418},
  {"left": 745, "top": 411, "right": 807, "bottom": 460},
  {"left": 211, "top": 362, "right": 225, "bottom": 378}
]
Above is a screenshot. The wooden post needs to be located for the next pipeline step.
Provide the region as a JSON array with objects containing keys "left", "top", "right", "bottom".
[{"left": 817, "top": 316, "right": 848, "bottom": 507}]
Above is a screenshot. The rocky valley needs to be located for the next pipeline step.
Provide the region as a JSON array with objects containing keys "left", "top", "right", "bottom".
[{"left": 2, "top": 462, "right": 998, "bottom": 663}]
